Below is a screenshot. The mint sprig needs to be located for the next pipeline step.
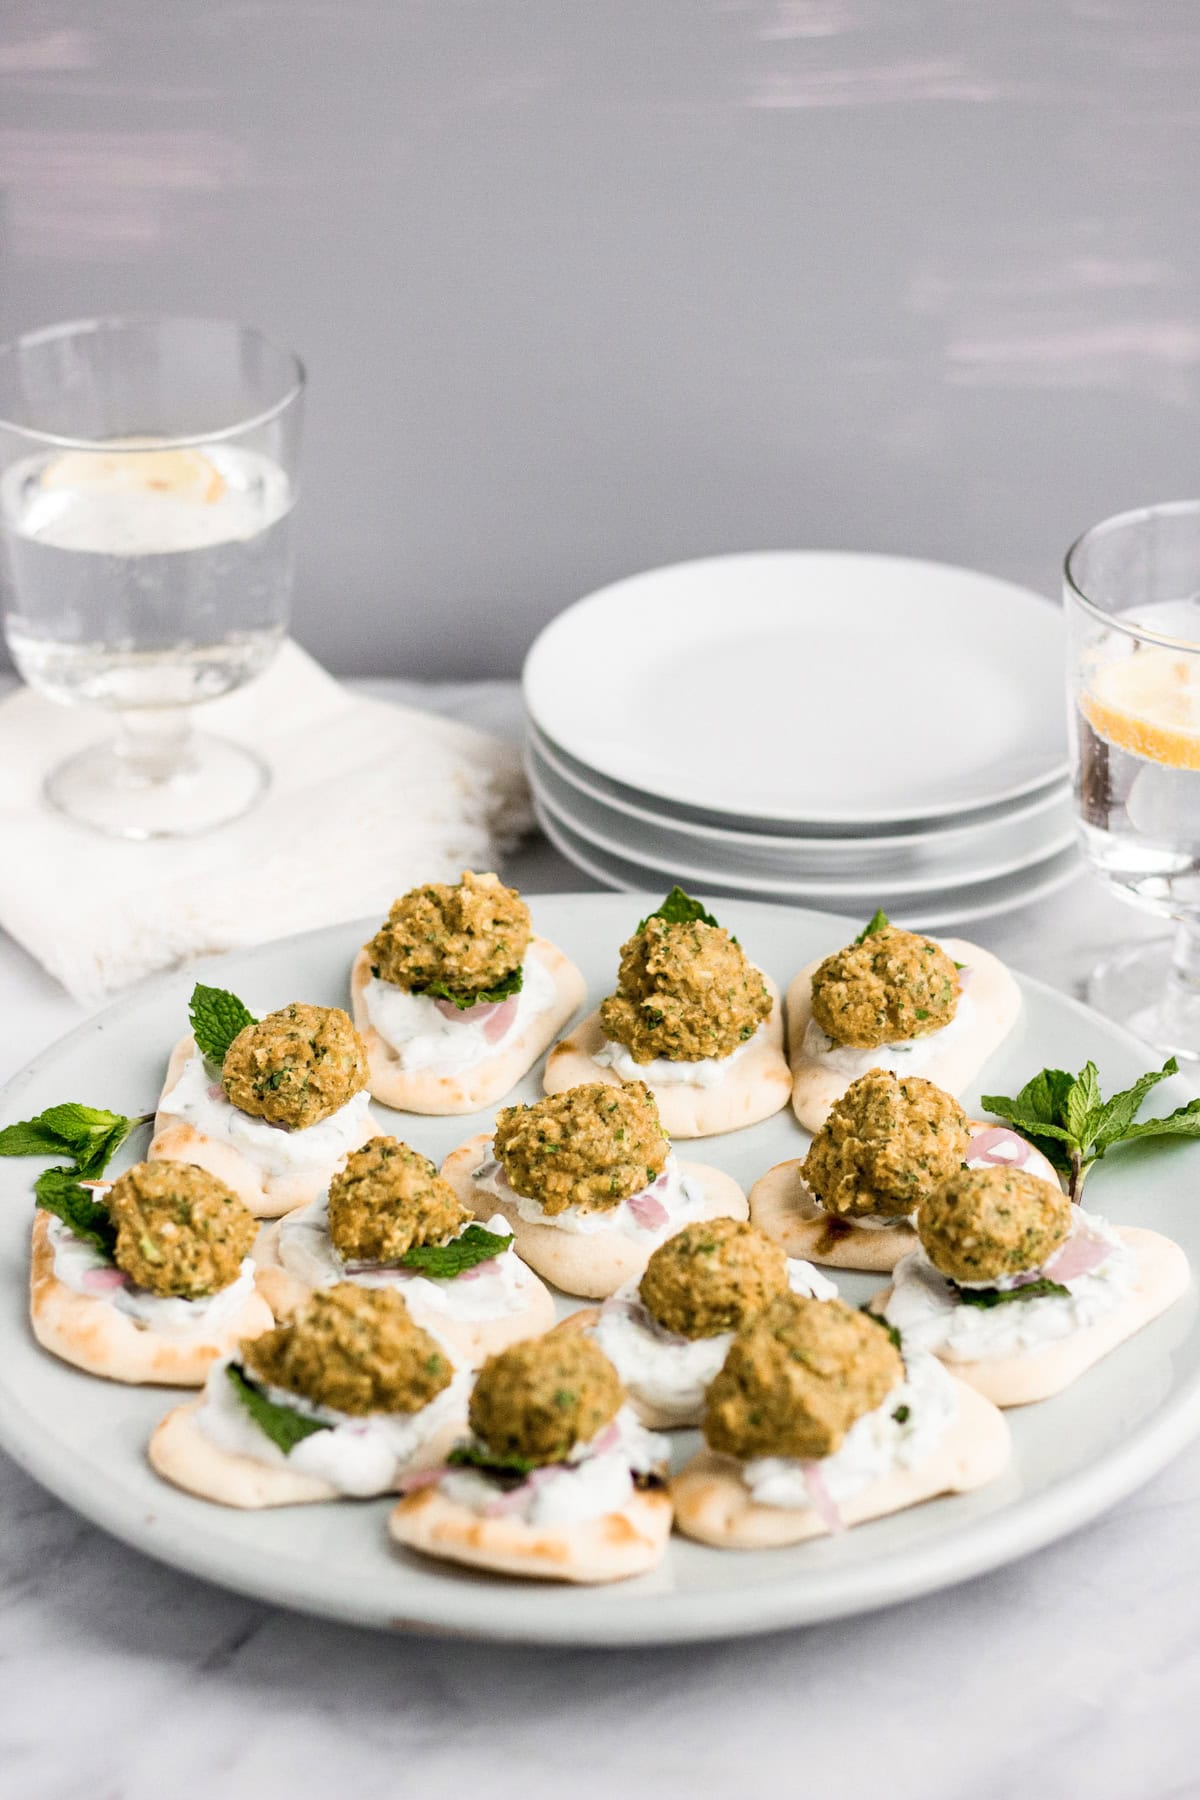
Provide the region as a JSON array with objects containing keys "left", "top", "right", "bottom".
[
  {"left": 35, "top": 1169, "right": 118, "bottom": 1258},
  {"left": 954, "top": 1276, "right": 1071, "bottom": 1309},
  {"left": 226, "top": 1364, "right": 331, "bottom": 1454},
  {"left": 0, "top": 1102, "right": 148, "bottom": 1178},
  {"left": 447, "top": 1439, "right": 540, "bottom": 1480},
  {"left": 189, "top": 983, "right": 256, "bottom": 1065},
  {"left": 854, "top": 908, "right": 890, "bottom": 945},
  {"left": 396, "top": 1223, "right": 513, "bottom": 1278},
  {"left": 637, "top": 886, "right": 721, "bottom": 933},
  {"left": 982, "top": 1057, "right": 1200, "bottom": 1201},
  {"left": 419, "top": 965, "right": 524, "bottom": 1011}
]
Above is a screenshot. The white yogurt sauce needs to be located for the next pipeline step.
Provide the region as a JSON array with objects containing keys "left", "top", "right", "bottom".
[
  {"left": 437, "top": 1405, "right": 667, "bottom": 1527},
  {"left": 883, "top": 1211, "right": 1135, "bottom": 1359},
  {"left": 363, "top": 946, "right": 557, "bottom": 1076},
  {"left": 801, "top": 986, "right": 977, "bottom": 1080},
  {"left": 472, "top": 1147, "right": 711, "bottom": 1245},
  {"left": 743, "top": 1349, "right": 958, "bottom": 1510},
  {"left": 593, "top": 1026, "right": 761, "bottom": 1089},
  {"left": 277, "top": 1201, "right": 526, "bottom": 1322},
  {"left": 47, "top": 1214, "right": 255, "bottom": 1339},
  {"left": 195, "top": 1355, "right": 470, "bottom": 1497},
  {"left": 160, "top": 1050, "right": 373, "bottom": 1177},
  {"left": 592, "top": 1259, "right": 838, "bottom": 1423}
]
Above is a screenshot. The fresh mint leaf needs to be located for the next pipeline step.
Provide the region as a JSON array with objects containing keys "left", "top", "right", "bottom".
[
  {"left": 854, "top": 909, "right": 890, "bottom": 945},
  {"left": 396, "top": 1223, "right": 513, "bottom": 1278},
  {"left": 226, "top": 1364, "right": 331, "bottom": 1455},
  {"left": 1064, "top": 1061, "right": 1102, "bottom": 1148},
  {"left": 189, "top": 984, "right": 256, "bottom": 1065},
  {"left": 637, "top": 886, "right": 721, "bottom": 933},
  {"left": 0, "top": 1102, "right": 147, "bottom": 1175},
  {"left": 1092, "top": 1058, "right": 1181, "bottom": 1150},
  {"left": 447, "top": 1439, "right": 540, "bottom": 1479},
  {"left": 34, "top": 1168, "right": 118, "bottom": 1259},
  {"left": 955, "top": 1277, "right": 1071, "bottom": 1309},
  {"left": 419, "top": 965, "right": 524, "bottom": 1011}
]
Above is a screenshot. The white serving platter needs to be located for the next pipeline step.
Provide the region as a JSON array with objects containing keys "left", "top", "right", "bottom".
[
  {"left": 0, "top": 894, "right": 1194, "bottom": 1646},
  {"left": 523, "top": 553, "right": 1069, "bottom": 827}
]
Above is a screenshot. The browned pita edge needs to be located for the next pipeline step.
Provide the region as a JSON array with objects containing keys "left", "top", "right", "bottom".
[
  {"left": 29, "top": 1211, "right": 274, "bottom": 1387},
  {"left": 787, "top": 937, "right": 1022, "bottom": 1133},
  {"left": 350, "top": 938, "right": 586, "bottom": 1115},
  {"left": 149, "top": 1034, "right": 379, "bottom": 1220},
  {"left": 253, "top": 1215, "right": 558, "bottom": 1366},
  {"left": 441, "top": 1132, "right": 748, "bottom": 1299},
  {"left": 671, "top": 1375, "right": 1010, "bottom": 1548},
  {"left": 868, "top": 1226, "right": 1191, "bottom": 1408},
  {"left": 148, "top": 1398, "right": 465, "bottom": 1510},
  {"left": 542, "top": 977, "right": 791, "bottom": 1139},
  {"left": 389, "top": 1480, "right": 673, "bottom": 1583}
]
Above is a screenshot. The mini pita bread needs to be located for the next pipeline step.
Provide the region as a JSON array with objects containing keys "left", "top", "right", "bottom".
[
  {"left": 253, "top": 1217, "right": 558, "bottom": 1366},
  {"left": 389, "top": 1480, "right": 673, "bottom": 1583},
  {"left": 149, "top": 1035, "right": 378, "bottom": 1219},
  {"left": 671, "top": 1375, "right": 1010, "bottom": 1547},
  {"left": 748, "top": 1123, "right": 1062, "bottom": 1273},
  {"left": 29, "top": 1212, "right": 274, "bottom": 1386},
  {"left": 148, "top": 1397, "right": 465, "bottom": 1509},
  {"left": 441, "top": 1132, "right": 749, "bottom": 1299},
  {"left": 350, "top": 938, "right": 586, "bottom": 1114},
  {"left": 543, "top": 977, "right": 791, "bottom": 1139},
  {"left": 788, "top": 937, "right": 1021, "bottom": 1133},
  {"left": 869, "top": 1226, "right": 1190, "bottom": 1407}
]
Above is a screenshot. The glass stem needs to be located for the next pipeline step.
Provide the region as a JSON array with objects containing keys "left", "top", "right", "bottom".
[{"left": 112, "top": 707, "right": 197, "bottom": 789}]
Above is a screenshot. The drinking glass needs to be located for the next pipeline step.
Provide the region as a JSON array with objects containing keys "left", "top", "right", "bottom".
[
  {"left": 0, "top": 317, "right": 304, "bottom": 838},
  {"left": 1065, "top": 500, "right": 1200, "bottom": 1056}
]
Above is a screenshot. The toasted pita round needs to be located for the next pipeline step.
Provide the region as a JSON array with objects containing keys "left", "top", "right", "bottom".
[
  {"left": 148, "top": 1397, "right": 465, "bottom": 1509},
  {"left": 869, "top": 1226, "right": 1191, "bottom": 1407},
  {"left": 543, "top": 978, "right": 791, "bottom": 1138},
  {"left": 29, "top": 1212, "right": 274, "bottom": 1387},
  {"left": 788, "top": 937, "right": 1021, "bottom": 1133},
  {"left": 672, "top": 1375, "right": 1010, "bottom": 1547},
  {"left": 441, "top": 1132, "right": 748, "bottom": 1299},
  {"left": 350, "top": 939, "right": 586, "bottom": 1115},
  {"left": 253, "top": 1218, "right": 557, "bottom": 1366},
  {"left": 149, "top": 1035, "right": 378, "bottom": 1219},
  {"left": 389, "top": 1480, "right": 673, "bottom": 1583}
]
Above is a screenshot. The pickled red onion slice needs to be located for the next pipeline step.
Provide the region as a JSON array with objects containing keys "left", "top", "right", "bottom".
[
  {"left": 626, "top": 1191, "right": 669, "bottom": 1231},
  {"left": 967, "top": 1127, "right": 1032, "bottom": 1168},
  {"left": 1043, "top": 1225, "right": 1112, "bottom": 1284},
  {"left": 801, "top": 1460, "right": 845, "bottom": 1534},
  {"left": 80, "top": 1266, "right": 129, "bottom": 1293}
]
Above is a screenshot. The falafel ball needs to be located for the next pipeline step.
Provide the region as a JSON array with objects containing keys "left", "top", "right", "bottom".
[
  {"left": 599, "top": 917, "right": 772, "bottom": 1064},
  {"left": 918, "top": 1165, "right": 1071, "bottom": 1285},
  {"left": 492, "top": 1081, "right": 669, "bottom": 1214},
  {"left": 327, "top": 1136, "right": 469, "bottom": 1263},
  {"left": 639, "top": 1217, "right": 789, "bottom": 1338},
  {"left": 704, "top": 1293, "right": 903, "bottom": 1462},
  {"left": 468, "top": 1334, "right": 625, "bottom": 1466},
  {"left": 221, "top": 1003, "right": 368, "bottom": 1130},
  {"left": 367, "top": 870, "right": 531, "bottom": 999},
  {"left": 243, "top": 1283, "right": 452, "bottom": 1415},
  {"left": 107, "top": 1159, "right": 256, "bottom": 1298},
  {"left": 802, "top": 1069, "right": 970, "bottom": 1220},
  {"left": 809, "top": 926, "right": 960, "bottom": 1049}
]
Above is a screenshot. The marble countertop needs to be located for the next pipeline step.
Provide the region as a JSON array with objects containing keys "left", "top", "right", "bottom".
[{"left": 0, "top": 684, "right": 1192, "bottom": 1800}]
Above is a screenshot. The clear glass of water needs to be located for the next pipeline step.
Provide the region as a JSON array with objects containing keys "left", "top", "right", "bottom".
[
  {"left": 1066, "top": 500, "right": 1200, "bottom": 1056},
  {"left": 0, "top": 316, "right": 304, "bottom": 838}
]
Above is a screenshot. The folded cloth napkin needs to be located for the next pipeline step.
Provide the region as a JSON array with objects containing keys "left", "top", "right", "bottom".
[{"left": 0, "top": 640, "right": 533, "bottom": 1004}]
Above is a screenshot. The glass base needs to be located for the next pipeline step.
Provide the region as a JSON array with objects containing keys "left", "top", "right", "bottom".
[
  {"left": 1087, "top": 937, "right": 1200, "bottom": 1061},
  {"left": 44, "top": 731, "right": 269, "bottom": 840}
]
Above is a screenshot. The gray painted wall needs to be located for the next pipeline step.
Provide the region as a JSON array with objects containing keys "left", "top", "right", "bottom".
[{"left": 2, "top": 1, "right": 1198, "bottom": 677}]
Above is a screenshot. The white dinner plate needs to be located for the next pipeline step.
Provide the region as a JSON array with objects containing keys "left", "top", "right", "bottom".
[
  {"left": 528, "top": 745, "right": 1077, "bottom": 894},
  {"left": 0, "top": 896, "right": 1194, "bottom": 1646},
  {"left": 523, "top": 552, "right": 1069, "bottom": 827}
]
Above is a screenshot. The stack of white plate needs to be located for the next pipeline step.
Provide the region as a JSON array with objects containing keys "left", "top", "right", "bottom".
[{"left": 522, "top": 552, "right": 1079, "bottom": 928}]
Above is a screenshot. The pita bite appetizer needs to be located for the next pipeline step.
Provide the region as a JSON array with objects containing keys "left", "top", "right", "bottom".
[
  {"left": 561, "top": 1217, "right": 837, "bottom": 1429},
  {"left": 749, "top": 1069, "right": 1062, "bottom": 1273},
  {"left": 29, "top": 1160, "right": 272, "bottom": 1386},
  {"left": 441, "top": 1080, "right": 748, "bottom": 1299},
  {"left": 390, "top": 1333, "right": 672, "bottom": 1583},
  {"left": 150, "top": 986, "right": 378, "bottom": 1219},
  {"left": 544, "top": 888, "right": 791, "bottom": 1138},
  {"left": 672, "top": 1292, "right": 1009, "bottom": 1548},
  {"left": 350, "top": 872, "right": 584, "bottom": 1114},
  {"left": 149, "top": 1284, "right": 469, "bottom": 1508},
  {"left": 872, "top": 1164, "right": 1190, "bottom": 1407},
  {"left": 788, "top": 910, "right": 1020, "bottom": 1132},
  {"left": 255, "top": 1136, "right": 555, "bottom": 1366}
]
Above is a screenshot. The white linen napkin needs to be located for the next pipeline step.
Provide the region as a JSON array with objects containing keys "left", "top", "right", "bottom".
[{"left": 0, "top": 641, "right": 533, "bottom": 1004}]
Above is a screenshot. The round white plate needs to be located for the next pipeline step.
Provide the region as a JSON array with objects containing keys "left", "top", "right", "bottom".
[
  {"left": 523, "top": 552, "right": 1068, "bottom": 827},
  {"left": 0, "top": 896, "right": 1194, "bottom": 1645},
  {"left": 534, "top": 795, "right": 1085, "bottom": 929},
  {"left": 528, "top": 745, "right": 1077, "bottom": 894}
]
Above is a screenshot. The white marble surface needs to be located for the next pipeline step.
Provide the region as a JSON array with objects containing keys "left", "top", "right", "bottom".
[{"left": 0, "top": 682, "right": 1192, "bottom": 1799}]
